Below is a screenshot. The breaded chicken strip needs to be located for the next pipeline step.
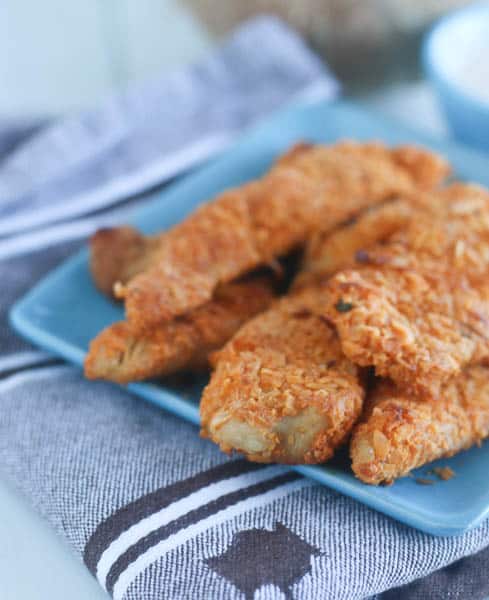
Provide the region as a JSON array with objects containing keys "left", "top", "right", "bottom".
[
  {"left": 90, "top": 200, "right": 410, "bottom": 299},
  {"left": 117, "top": 142, "right": 449, "bottom": 331},
  {"left": 200, "top": 285, "right": 365, "bottom": 464},
  {"left": 296, "top": 182, "right": 487, "bottom": 287},
  {"left": 85, "top": 277, "right": 274, "bottom": 383},
  {"left": 351, "top": 366, "right": 489, "bottom": 484},
  {"left": 324, "top": 184, "right": 489, "bottom": 397},
  {"left": 88, "top": 225, "right": 275, "bottom": 381}
]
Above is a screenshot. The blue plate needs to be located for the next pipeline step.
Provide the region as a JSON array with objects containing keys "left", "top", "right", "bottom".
[{"left": 10, "top": 101, "right": 489, "bottom": 536}]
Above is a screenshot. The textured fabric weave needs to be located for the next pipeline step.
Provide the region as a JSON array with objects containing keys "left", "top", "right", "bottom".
[{"left": 0, "top": 15, "right": 485, "bottom": 600}]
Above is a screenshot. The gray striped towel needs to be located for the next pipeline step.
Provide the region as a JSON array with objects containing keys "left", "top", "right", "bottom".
[{"left": 1, "top": 15, "right": 488, "bottom": 600}]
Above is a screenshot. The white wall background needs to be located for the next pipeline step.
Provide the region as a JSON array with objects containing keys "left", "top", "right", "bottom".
[{"left": 0, "top": 0, "right": 212, "bottom": 118}]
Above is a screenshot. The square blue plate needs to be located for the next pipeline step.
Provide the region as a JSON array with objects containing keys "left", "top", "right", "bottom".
[{"left": 10, "top": 101, "right": 489, "bottom": 536}]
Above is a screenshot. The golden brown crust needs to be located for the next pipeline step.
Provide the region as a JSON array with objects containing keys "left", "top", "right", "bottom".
[
  {"left": 119, "top": 142, "right": 449, "bottom": 332},
  {"left": 296, "top": 181, "right": 483, "bottom": 287},
  {"left": 390, "top": 145, "right": 451, "bottom": 189},
  {"left": 324, "top": 184, "right": 489, "bottom": 397},
  {"left": 200, "top": 286, "right": 365, "bottom": 464},
  {"left": 351, "top": 366, "right": 489, "bottom": 484},
  {"left": 295, "top": 198, "right": 415, "bottom": 288},
  {"left": 84, "top": 277, "right": 275, "bottom": 383}
]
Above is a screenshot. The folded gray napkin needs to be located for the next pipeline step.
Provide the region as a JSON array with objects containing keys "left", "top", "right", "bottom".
[{"left": 0, "top": 15, "right": 487, "bottom": 600}]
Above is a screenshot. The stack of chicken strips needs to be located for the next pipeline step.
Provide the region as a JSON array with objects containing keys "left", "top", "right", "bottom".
[{"left": 84, "top": 141, "right": 489, "bottom": 485}]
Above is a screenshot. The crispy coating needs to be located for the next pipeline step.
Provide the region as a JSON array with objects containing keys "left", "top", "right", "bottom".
[
  {"left": 296, "top": 182, "right": 482, "bottom": 287},
  {"left": 84, "top": 278, "right": 274, "bottom": 383},
  {"left": 275, "top": 141, "right": 449, "bottom": 190},
  {"left": 324, "top": 184, "right": 489, "bottom": 397},
  {"left": 118, "top": 142, "right": 449, "bottom": 331},
  {"left": 351, "top": 366, "right": 489, "bottom": 484},
  {"left": 295, "top": 198, "right": 416, "bottom": 288},
  {"left": 200, "top": 285, "right": 365, "bottom": 464}
]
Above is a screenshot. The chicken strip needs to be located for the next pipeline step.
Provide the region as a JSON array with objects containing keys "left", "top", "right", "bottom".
[
  {"left": 324, "top": 183, "right": 489, "bottom": 397},
  {"left": 351, "top": 366, "right": 489, "bottom": 484},
  {"left": 117, "top": 142, "right": 449, "bottom": 331},
  {"left": 296, "top": 181, "right": 486, "bottom": 287},
  {"left": 89, "top": 194, "right": 423, "bottom": 298},
  {"left": 85, "top": 277, "right": 274, "bottom": 383},
  {"left": 88, "top": 225, "right": 276, "bottom": 381},
  {"left": 200, "top": 285, "right": 365, "bottom": 464}
]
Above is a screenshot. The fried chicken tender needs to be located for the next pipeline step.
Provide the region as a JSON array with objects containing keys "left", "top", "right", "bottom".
[
  {"left": 351, "top": 366, "right": 489, "bottom": 484},
  {"left": 296, "top": 182, "right": 483, "bottom": 287},
  {"left": 117, "top": 142, "right": 449, "bottom": 332},
  {"left": 84, "top": 277, "right": 274, "bottom": 383},
  {"left": 88, "top": 225, "right": 276, "bottom": 381},
  {"left": 324, "top": 184, "right": 489, "bottom": 397},
  {"left": 200, "top": 285, "right": 365, "bottom": 464}
]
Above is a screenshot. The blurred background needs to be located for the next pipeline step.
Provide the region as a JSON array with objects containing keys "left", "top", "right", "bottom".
[{"left": 1, "top": 0, "right": 471, "bottom": 119}]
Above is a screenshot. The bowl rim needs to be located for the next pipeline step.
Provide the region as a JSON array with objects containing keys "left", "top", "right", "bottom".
[{"left": 422, "top": 0, "right": 489, "bottom": 114}]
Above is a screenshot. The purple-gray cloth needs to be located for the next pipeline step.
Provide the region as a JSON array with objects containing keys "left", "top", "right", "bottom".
[{"left": 0, "top": 15, "right": 485, "bottom": 600}]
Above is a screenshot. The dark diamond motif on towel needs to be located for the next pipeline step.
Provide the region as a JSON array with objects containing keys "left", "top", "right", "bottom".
[{"left": 205, "top": 522, "right": 320, "bottom": 599}]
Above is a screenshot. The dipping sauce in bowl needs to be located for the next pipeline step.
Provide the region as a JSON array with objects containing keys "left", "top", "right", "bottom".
[{"left": 424, "top": 2, "right": 489, "bottom": 150}]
